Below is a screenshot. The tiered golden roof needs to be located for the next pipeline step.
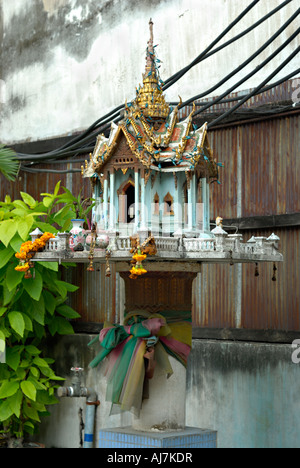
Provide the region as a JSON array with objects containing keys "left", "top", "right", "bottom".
[{"left": 135, "top": 19, "right": 170, "bottom": 120}]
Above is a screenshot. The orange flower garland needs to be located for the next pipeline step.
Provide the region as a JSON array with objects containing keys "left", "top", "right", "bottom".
[
  {"left": 129, "top": 249, "right": 147, "bottom": 279},
  {"left": 15, "top": 232, "right": 55, "bottom": 274}
]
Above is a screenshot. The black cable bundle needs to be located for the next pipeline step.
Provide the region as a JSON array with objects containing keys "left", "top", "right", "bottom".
[{"left": 17, "top": 0, "right": 299, "bottom": 174}]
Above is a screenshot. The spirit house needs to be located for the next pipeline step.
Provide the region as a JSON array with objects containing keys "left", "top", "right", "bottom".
[{"left": 82, "top": 19, "right": 219, "bottom": 240}]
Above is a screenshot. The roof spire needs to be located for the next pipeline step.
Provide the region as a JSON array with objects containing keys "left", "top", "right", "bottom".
[
  {"left": 145, "top": 18, "right": 154, "bottom": 77},
  {"left": 135, "top": 19, "right": 169, "bottom": 121}
]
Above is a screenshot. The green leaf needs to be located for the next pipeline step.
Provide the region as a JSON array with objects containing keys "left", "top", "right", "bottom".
[
  {"left": 42, "top": 197, "right": 53, "bottom": 208},
  {"left": 8, "top": 389, "right": 23, "bottom": 418},
  {"left": 37, "top": 389, "right": 59, "bottom": 405},
  {"left": 3, "top": 283, "right": 16, "bottom": 306},
  {"left": 27, "top": 376, "right": 46, "bottom": 391},
  {"left": 20, "top": 192, "right": 36, "bottom": 208},
  {"left": 17, "top": 215, "right": 34, "bottom": 241},
  {"left": 10, "top": 233, "right": 24, "bottom": 252},
  {"left": 8, "top": 311, "right": 25, "bottom": 337},
  {"left": 0, "top": 330, "right": 5, "bottom": 353},
  {"left": 30, "top": 367, "right": 39, "bottom": 378},
  {"left": 32, "top": 356, "right": 49, "bottom": 369},
  {"left": 23, "top": 269, "right": 43, "bottom": 301},
  {"left": 0, "top": 307, "right": 7, "bottom": 317},
  {"left": 0, "top": 399, "right": 14, "bottom": 421},
  {"left": 0, "top": 245, "right": 14, "bottom": 268},
  {"left": 21, "top": 381, "right": 36, "bottom": 401},
  {"left": 35, "top": 221, "right": 57, "bottom": 234},
  {"left": 54, "top": 181, "right": 61, "bottom": 196},
  {"left": 37, "top": 261, "right": 58, "bottom": 271},
  {"left": 5, "top": 347, "right": 21, "bottom": 371},
  {"left": 30, "top": 295, "right": 45, "bottom": 326},
  {"left": 23, "top": 402, "right": 40, "bottom": 422},
  {"left": 25, "top": 345, "right": 41, "bottom": 356},
  {"left": 55, "top": 280, "right": 78, "bottom": 295},
  {"left": 12, "top": 200, "right": 29, "bottom": 211},
  {"left": 23, "top": 421, "right": 35, "bottom": 435},
  {"left": 22, "top": 313, "right": 33, "bottom": 332},
  {"left": 0, "top": 220, "right": 17, "bottom": 247},
  {"left": 0, "top": 380, "right": 19, "bottom": 398},
  {"left": 57, "top": 304, "right": 81, "bottom": 319},
  {"left": 43, "top": 290, "right": 56, "bottom": 315},
  {"left": 49, "top": 316, "right": 74, "bottom": 336},
  {"left": 6, "top": 263, "right": 24, "bottom": 291},
  {"left": 0, "top": 145, "right": 19, "bottom": 182}
]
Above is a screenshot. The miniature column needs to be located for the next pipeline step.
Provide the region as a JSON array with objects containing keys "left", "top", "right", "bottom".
[
  {"left": 103, "top": 177, "right": 108, "bottom": 230},
  {"left": 140, "top": 176, "right": 147, "bottom": 230},
  {"left": 201, "top": 177, "right": 210, "bottom": 233},
  {"left": 109, "top": 171, "right": 115, "bottom": 231},
  {"left": 173, "top": 173, "right": 182, "bottom": 235},
  {"left": 134, "top": 169, "right": 140, "bottom": 233},
  {"left": 187, "top": 178, "right": 193, "bottom": 232}
]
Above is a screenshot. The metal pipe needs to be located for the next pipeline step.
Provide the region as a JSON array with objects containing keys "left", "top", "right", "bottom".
[{"left": 57, "top": 367, "right": 100, "bottom": 449}]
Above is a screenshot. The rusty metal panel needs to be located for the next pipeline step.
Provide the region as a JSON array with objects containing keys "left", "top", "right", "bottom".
[
  {"left": 192, "top": 227, "right": 300, "bottom": 331},
  {"left": 241, "top": 115, "right": 300, "bottom": 217},
  {"left": 208, "top": 114, "right": 300, "bottom": 221},
  {"left": 209, "top": 126, "right": 239, "bottom": 221},
  {"left": 192, "top": 262, "right": 238, "bottom": 328},
  {"left": 67, "top": 262, "right": 118, "bottom": 324},
  {"left": 241, "top": 227, "right": 300, "bottom": 331}
]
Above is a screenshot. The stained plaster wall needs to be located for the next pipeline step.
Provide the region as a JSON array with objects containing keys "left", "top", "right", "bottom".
[
  {"left": 36, "top": 334, "right": 300, "bottom": 448},
  {"left": 1, "top": 0, "right": 299, "bottom": 448},
  {"left": 1, "top": 0, "right": 299, "bottom": 144}
]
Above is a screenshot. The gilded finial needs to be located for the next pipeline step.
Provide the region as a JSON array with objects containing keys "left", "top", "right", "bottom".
[{"left": 135, "top": 19, "right": 169, "bottom": 120}]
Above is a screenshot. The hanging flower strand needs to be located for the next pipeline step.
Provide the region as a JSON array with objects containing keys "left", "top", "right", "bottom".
[
  {"left": 129, "top": 235, "right": 157, "bottom": 279},
  {"left": 15, "top": 232, "right": 55, "bottom": 275}
]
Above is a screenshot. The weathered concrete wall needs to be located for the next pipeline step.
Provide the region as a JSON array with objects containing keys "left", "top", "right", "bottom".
[
  {"left": 187, "top": 339, "right": 300, "bottom": 448},
  {"left": 36, "top": 334, "right": 300, "bottom": 448},
  {"left": 1, "top": 0, "right": 299, "bottom": 143}
]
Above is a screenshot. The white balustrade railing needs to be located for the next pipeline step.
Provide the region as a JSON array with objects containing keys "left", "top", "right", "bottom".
[
  {"left": 155, "top": 237, "right": 179, "bottom": 251},
  {"left": 183, "top": 238, "right": 215, "bottom": 252},
  {"left": 117, "top": 237, "right": 132, "bottom": 250}
]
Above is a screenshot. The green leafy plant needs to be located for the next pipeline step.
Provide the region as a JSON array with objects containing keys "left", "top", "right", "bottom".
[
  {"left": 0, "top": 145, "right": 19, "bottom": 182},
  {"left": 0, "top": 182, "right": 81, "bottom": 447},
  {"left": 55, "top": 187, "right": 95, "bottom": 230}
]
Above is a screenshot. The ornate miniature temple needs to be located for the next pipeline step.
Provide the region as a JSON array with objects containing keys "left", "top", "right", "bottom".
[
  {"left": 32, "top": 20, "right": 283, "bottom": 448},
  {"left": 34, "top": 20, "right": 282, "bottom": 267},
  {"left": 82, "top": 19, "right": 218, "bottom": 240}
]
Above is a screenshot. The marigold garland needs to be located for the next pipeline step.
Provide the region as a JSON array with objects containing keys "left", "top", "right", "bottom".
[{"left": 15, "top": 232, "right": 55, "bottom": 273}]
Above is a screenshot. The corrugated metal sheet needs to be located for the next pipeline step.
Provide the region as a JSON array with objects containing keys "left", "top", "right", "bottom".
[
  {"left": 208, "top": 114, "right": 300, "bottom": 220},
  {"left": 241, "top": 115, "right": 300, "bottom": 217},
  {"left": 192, "top": 227, "right": 300, "bottom": 331},
  {"left": 241, "top": 227, "right": 300, "bottom": 331},
  {"left": 1, "top": 98, "right": 299, "bottom": 332},
  {"left": 66, "top": 262, "right": 119, "bottom": 324}
]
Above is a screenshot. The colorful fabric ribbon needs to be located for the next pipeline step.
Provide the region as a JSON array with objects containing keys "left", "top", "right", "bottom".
[{"left": 88, "top": 310, "right": 191, "bottom": 416}]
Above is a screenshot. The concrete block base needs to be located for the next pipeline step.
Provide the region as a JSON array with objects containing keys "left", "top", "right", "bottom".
[{"left": 99, "top": 426, "right": 217, "bottom": 448}]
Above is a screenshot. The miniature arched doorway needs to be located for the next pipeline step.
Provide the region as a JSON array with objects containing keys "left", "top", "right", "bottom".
[{"left": 118, "top": 178, "right": 135, "bottom": 224}]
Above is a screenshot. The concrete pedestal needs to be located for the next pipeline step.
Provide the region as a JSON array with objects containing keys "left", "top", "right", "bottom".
[
  {"left": 132, "top": 356, "right": 186, "bottom": 431},
  {"left": 99, "top": 426, "right": 217, "bottom": 448}
]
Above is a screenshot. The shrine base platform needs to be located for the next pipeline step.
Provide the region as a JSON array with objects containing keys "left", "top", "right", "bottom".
[{"left": 98, "top": 426, "right": 217, "bottom": 448}]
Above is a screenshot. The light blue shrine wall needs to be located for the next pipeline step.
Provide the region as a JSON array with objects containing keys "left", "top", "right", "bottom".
[{"left": 93, "top": 168, "right": 211, "bottom": 235}]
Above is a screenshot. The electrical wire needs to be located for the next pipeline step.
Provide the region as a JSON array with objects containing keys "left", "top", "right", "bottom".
[
  {"left": 163, "top": 0, "right": 293, "bottom": 90},
  {"left": 179, "top": 7, "right": 300, "bottom": 111},
  {"left": 207, "top": 44, "right": 300, "bottom": 128},
  {"left": 15, "top": 0, "right": 299, "bottom": 171}
]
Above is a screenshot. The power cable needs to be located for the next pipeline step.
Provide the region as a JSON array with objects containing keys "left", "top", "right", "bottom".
[
  {"left": 207, "top": 44, "right": 300, "bottom": 128},
  {"left": 179, "top": 7, "right": 300, "bottom": 110},
  {"left": 16, "top": 0, "right": 298, "bottom": 166},
  {"left": 163, "top": 0, "right": 293, "bottom": 89}
]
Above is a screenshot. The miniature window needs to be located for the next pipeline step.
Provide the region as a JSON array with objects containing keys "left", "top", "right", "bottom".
[
  {"left": 153, "top": 192, "right": 159, "bottom": 215},
  {"left": 163, "top": 192, "right": 174, "bottom": 215}
]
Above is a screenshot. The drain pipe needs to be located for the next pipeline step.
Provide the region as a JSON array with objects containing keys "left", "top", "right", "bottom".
[{"left": 57, "top": 367, "right": 100, "bottom": 448}]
